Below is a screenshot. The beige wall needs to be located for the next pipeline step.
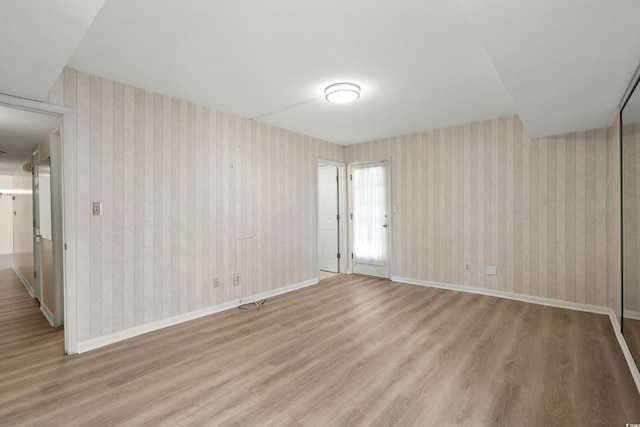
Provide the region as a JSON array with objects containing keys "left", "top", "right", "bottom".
[
  {"left": 623, "top": 122, "right": 640, "bottom": 314},
  {"left": 47, "top": 67, "right": 625, "bottom": 345},
  {"left": 0, "top": 175, "right": 13, "bottom": 255},
  {"left": 13, "top": 157, "right": 34, "bottom": 291},
  {"left": 48, "top": 68, "right": 344, "bottom": 343},
  {"left": 346, "top": 115, "right": 620, "bottom": 308}
]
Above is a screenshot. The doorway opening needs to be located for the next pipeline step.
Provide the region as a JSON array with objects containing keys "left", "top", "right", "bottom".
[
  {"left": 0, "top": 93, "right": 75, "bottom": 353},
  {"left": 317, "top": 159, "right": 347, "bottom": 280}
]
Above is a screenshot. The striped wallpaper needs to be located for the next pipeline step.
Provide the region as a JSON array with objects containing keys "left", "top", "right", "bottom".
[
  {"left": 623, "top": 122, "right": 640, "bottom": 314},
  {"left": 47, "top": 67, "right": 623, "bottom": 346},
  {"left": 48, "top": 68, "right": 344, "bottom": 343},
  {"left": 346, "top": 115, "right": 621, "bottom": 312}
]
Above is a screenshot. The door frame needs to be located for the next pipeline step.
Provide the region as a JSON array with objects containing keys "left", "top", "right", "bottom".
[
  {"left": 0, "top": 93, "right": 77, "bottom": 354},
  {"left": 347, "top": 159, "right": 392, "bottom": 279},
  {"left": 317, "top": 159, "right": 348, "bottom": 276}
]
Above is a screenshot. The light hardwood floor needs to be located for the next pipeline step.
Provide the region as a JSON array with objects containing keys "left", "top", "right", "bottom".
[
  {"left": 319, "top": 270, "right": 340, "bottom": 281},
  {"left": 1, "top": 264, "right": 639, "bottom": 426}
]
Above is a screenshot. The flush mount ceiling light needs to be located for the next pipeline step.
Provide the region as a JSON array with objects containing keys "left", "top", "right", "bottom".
[{"left": 325, "top": 82, "right": 361, "bottom": 104}]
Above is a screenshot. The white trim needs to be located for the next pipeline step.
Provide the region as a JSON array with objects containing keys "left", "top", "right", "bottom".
[
  {"left": 61, "top": 107, "right": 76, "bottom": 354},
  {"left": 0, "top": 94, "right": 77, "bottom": 355},
  {"left": 76, "top": 278, "right": 319, "bottom": 354},
  {"left": 392, "top": 276, "right": 611, "bottom": 314},
  {"left": 40, "top": 303, "right": 55, "bottom": 327},
  {"left": 239, "top": 278, "right": 317, "bottom": 305},
  {"left": 392, "top": 276, "right": 640, "bottom": 395},
  {"left": 624, "top": 309, "right": 640, "bottom": 321},
  {"left": 0, "top": 251, "right": 13, "bottom": 255},
  {"left": 0, "top": 94, "right": 68, "bottom": 115},
  {"left": 13, "top": 264, "right": 34, "bottom": 297},
  {"left": 316, "top": 158, "right": 345, "bottom": 168},
  {"left": 611, "top": 312, "right": 640, "bottom": 395}
]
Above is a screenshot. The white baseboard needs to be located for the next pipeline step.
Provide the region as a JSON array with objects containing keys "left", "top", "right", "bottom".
[
  {"left": 239, "top": 278, "right": 318, "bottom": 305},
  {"left": 624, "top": 309, "right": 640, "bottom": 321},
  {"left": 12, "top": 265, "right": 34, "bottom": 298},
  {"left": 76, "top": 278, "right": 319, "bottom": 354},
  {"left": 392, "top": 276, "right": 611, "bottom": 315},
  {"left": 40, "top": 303, "right": 55, "bottom": 327},
  {"left": 609, "top": 311, "right": 640, "bottom": 396},
  {"left": 391, "top": 275, "right": 640, "bottom": 396}
]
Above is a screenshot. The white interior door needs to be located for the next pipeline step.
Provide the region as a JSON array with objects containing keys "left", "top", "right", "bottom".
[
  {"left": 32, "top": 150, "right": 42, "bottom": 302},
  {"left": 349, "top": 161, "right": 390, "bottom": 278},
  {"left": 318, "top": 165, "right": 339, "bottom": 273},
  {"left": 39, "top": 157, "right": 57, "bottom": 326}
]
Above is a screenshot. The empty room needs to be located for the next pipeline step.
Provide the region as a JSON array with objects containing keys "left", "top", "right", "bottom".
[{"left": 2, "top": 0, "right": 640, "bottom": 425}]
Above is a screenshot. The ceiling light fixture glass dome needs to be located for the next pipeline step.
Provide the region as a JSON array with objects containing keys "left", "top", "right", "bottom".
[{"left": 325, "top": 82, "right": 361, "bottom": 104}]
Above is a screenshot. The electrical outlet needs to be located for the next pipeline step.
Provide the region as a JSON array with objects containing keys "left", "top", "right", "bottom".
[
  {"left": 213, "top": 277, "right": 220, "bottom": 288},
  {"left": 465, "top": 264, "right": 470, "bottom": 271},
  {"left": 233, "top": 274, "right": 241, "bottom": 286}
]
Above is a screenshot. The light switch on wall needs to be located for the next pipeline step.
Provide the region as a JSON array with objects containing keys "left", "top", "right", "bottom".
[
  {"left": 486, "top": 265, "right": 497, "bottom": 276},
  {"left": 92, "top": 202, "right": 102, "bottom": 216}
]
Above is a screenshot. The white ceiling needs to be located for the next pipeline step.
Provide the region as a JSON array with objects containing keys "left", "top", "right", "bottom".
[
  {"left": 1, "top": 0, "right": 640, "bottom": 146},
  {"left": 459, "top": 0, "right": 640, "bottom": 137},
  {"left": 67, "top": 0, "right": 518, "bottom": 145},
  {"left": 0, "top": 105, "right": 59, "bottom": 175},
  {"left": 0, "top": 0, "right": 105, "bottom": 101},
  {"left": 0, "top": 0, "right": 104, "bottom": 175}
]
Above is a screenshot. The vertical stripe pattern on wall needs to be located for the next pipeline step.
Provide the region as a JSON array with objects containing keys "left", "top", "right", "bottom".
[
  {"left": 48, "top": 68, "right": 623, "bottom": 345},
  {"left": 346, "top": 115, "right": 620, "bottom": 309},
  {"left": 50, "top": 68, "right": 344, "bottom": 344}
]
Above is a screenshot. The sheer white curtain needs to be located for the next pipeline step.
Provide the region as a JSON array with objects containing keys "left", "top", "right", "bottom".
[{"left": 352, "top": 163, "right": 388, "bottom": 265}]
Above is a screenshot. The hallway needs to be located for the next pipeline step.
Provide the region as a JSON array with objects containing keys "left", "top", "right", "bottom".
[{"left": 0, "top": 253, "right": 65, "bottom": 393}]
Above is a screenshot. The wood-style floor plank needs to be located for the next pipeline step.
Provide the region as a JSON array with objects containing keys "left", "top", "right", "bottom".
[{"left": 1, "top": 258, "right": 639, "bottom": 426}]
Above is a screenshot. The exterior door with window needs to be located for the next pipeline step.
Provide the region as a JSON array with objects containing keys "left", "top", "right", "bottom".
[{"left": 349, "top": 161, "right": 390, "bottom": 278}]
